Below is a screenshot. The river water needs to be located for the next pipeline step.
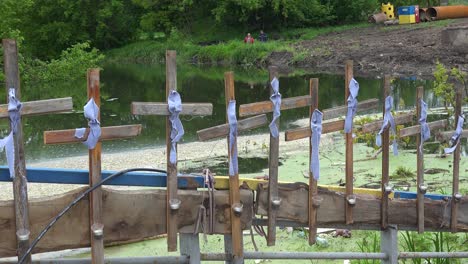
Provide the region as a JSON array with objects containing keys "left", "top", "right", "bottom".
[{"left": 0, "top": 63, "right": 459, "bottom": 164}]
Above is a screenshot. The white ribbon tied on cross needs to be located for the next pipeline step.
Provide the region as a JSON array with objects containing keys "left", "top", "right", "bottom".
[
  {"left": 227, "top": 100, "right": 238, "bottom": 176},
  {"left": 0, "top": 88, "right": 22, "bottom": 178},
  {"left": 419, "top": 99, "right": 431, "bottom": 153},
  {"left": 444, "top": 115, "right": 465, "bottom": 154},
  {"left": 344, "top": 78, "right": 359, "bottom": 134},
  {"left": 269, "top": 77, "right": 281, "bottom": 138},
  {"left": 168, "top": 90, "right": 185, "bottom": 164},
  {"left": 310, "top": 109, "right": 323, "bottom": 180},
  {"left": 376, "top": 96, "right": 398, "bottom": 155},
  {"left": 74, "top": 98, "right": 101, "bottom": 149}
]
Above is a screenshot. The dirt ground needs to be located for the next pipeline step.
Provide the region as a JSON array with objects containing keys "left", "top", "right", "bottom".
[{"left": 269, "top": 18, "right": 468, "bottom": 77}]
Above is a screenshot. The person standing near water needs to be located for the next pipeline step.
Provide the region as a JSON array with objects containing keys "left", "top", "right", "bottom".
[
  {"left": 244, "top": 33, "right": 254, "bottom": 44},
  {"left": 259, "top": 30, "right": 267, "bottom": 42}
]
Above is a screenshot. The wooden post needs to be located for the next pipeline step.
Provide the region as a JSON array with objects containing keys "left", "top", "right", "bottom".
[
  {"left": 381, "top": 75, "right": 391, "bottom": 229},
  {"left": 416, "top": 86, "right": 425, "bottom": 233},
  {"left": 2, "top": 39, "right": 74, "bottom": 264},
  {"left": 308, "top": 78, "right": 319, "bottom": 245},
  {"left": 165, "top": 50, "right": 179, "bottom": 252},
  {"left": 3, "top": 39, "right": 31, "bottom": 264},
  {"left": 344, "top": 60, "right": 354, "bottom": 225},
  {"left": 224, "top": 72, "right": 243, "bottom": 263},
  {"left": 87, "top": 69, "right": 104, "bottom": 264},
  {"left": 267, "top": 66, "right": 279, "bottom": 246},
  {"left": 451, "top": 87, "right": 463, "bottom": 233}
]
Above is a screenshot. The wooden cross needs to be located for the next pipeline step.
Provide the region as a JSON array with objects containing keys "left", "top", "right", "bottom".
[
  {"left": 398, "top": 86, "right": 448, "bottom": 233},
  {"left": 197, "top": 71, "right": 268, "bottom": 263},
  {"left": 238, "top": 66, "right": 316, "bottom": 246},
  {"left": 131, "top": 51, "right": 213, "bottom": 252},
  {"left": 2, "top": 39, "right": 74, "bottom": 264},
  {"left": 43, "top": 69, "right": 142, "bottom": 264},
  {"left": 286, "top": 61, "right": 380, "bottom": 232},
  {"left": 360, "top": 76, "right": 414, "bottom": 229}
]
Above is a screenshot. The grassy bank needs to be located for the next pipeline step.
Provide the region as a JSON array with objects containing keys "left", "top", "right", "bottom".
[{"left": 104, "top": 23, "right": 369, "bottom": 66}]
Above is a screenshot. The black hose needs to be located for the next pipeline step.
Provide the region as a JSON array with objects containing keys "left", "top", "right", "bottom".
[{"left": 18, "top": 168, "right": 167, "bottom": 264}]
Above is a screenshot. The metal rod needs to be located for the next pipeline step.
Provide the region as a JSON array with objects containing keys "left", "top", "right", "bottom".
[
  {"left": 202, "top": 252, "right": 387, "bottom": 260},
  {"left": 0, "top": 256, "right": 189, "bottom": 264},
  {"left": 399, "top": 252, "right": 468, "bottom": 259}
]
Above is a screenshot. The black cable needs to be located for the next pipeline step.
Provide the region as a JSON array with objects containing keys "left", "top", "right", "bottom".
[{"left": 18, "top": 168, "right": 167, "bottom": 264}]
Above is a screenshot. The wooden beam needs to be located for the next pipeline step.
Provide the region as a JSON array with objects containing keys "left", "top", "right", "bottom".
[
  {"left": 451, "top": 87, "right": 463, "bottom": 233},
  {"left": 239, "top": 95, "right": 311, "bottom": 117},
  {"left": 416, "top": 86, "right": 425, "bottom": 233},
  {"left": 3, "top": 38, "right": 32, "bottom": 264},
  {"left": 437, "top": 130, "right": 468, "bottom": 140},
  {"left": 0, "top": 188, "right": 254, "bottom": 258},
  {"left": 285, "top": 120, "right": 345, "bottom": 141},
  {"left": 43, "top": 125, "right": 142, "bottom": 145},
  {"left": 0, "top": 97, "right": 73, "bottom": 118},
  {"left": 399, "top": 120, "right": 447, "bottom": 138},
  {"left": 381, "top": 75, "right": 391, "bottom": 229},
  {"left": 267, "top": 66, "right": 279, "bottom": 246},
  {"left": 197, "top": 114, "right": 268, "bottom": 141},
  {"left": 344, "top": 60, "right": 353, "bottom": 225},
  {"left": 322, "top": 98, "right": 379, "bottom": 120},
  {"left": 225, "top": 71, "right": 243, "bottom": 262},
  {"left": 165, "top": 50, "right": 179, "bottom": 252},
  {"left": 255, "top": 182, "right": 468, "bottom": 231},
  {"left": 87, "top": 69, "right": 104, "bottom": 264},
  {"left": 361, "top": 112, "right": 414, "bottom": 133},
  {"left": 308, "top": 78, "right": 319, "bottom": 245},
  {"left": 131, "top": 102, "right": 212, "bottom": 116}
]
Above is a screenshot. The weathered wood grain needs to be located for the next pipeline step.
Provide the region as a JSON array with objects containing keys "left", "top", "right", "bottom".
[
  {"left": 308, "top": 78, "right": 319, "bottom": 245},
  {"left": 267, "top": 66, "right": 279, "bottom": 246},
  {"left": 166, "top": 50, "right": 178, "bottom": 252},
  {"left": 437, "top": 130, "right": 468, "bottom": 140},
  {"left": 3, "top": 38, "right": 31, "bottom": 264},
  {"left": 361, "top": 112, "right": 414, "bottom": 133},
  {"left": 87, "top": 69, "right": 104, "bottom": 264},
  {"left": 197, "top": 114, "right": 268, "bottom": 141},
  {"left": 43, "top": 125, "right": 142, "bottom": 145},
  {"left": 322, "top": 98, "right": 379, "bottom": 120},
  {"left": 344, "top": 60, "right": 353, "bottom": 225},
  {"left": 399, "top": 120, "right": 448, "bottom": 138},
  {"left": 416, "top": 87, "right": 425, "bottom": 233},
  {"left": 0, "top": 188, "right": 253, "bottom": 258},
  {"left": 381, "top": 76, "right": 390, "bottom": 229},
  {"left": 255, "top": 183, "right": 468, "bottom": 231},
  {"left": 452, "top": 88, "right": 463, "bottom": 233},
  {"left": 285, "top": 120, "right": 345, "bottom": 141},
  {"left": 0, "top": 97, "right": 73, "bottom": 118},
  {"left": 224, "top": 71, "right": 243, "bottom": 262},
  {"left": 239, "top": 95, "right": 311, "bottom": 117},
  {"left": 131, "top": 102, "right": 212, "bottom": 116}
]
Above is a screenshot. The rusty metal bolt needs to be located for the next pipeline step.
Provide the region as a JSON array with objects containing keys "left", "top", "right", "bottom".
[
  {"left": 169, "top": 199, "right": 181, "bottom": 211},
  {"left": 232, "top": 203, "right": 243, "bottom": 216}
]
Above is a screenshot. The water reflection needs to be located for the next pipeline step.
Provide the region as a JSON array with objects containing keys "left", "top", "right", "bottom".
[{"left": 0, "top": 63, "right": 462, "bottom": 163}]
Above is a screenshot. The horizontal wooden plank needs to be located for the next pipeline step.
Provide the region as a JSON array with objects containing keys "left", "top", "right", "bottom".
[
  {"left": 0, "top": 97, "right": 73, "bottom": 118},
  {"left": 285, "top": 120, "right": 345, "bottom": 141},
  {"left": 239, "top": 95, "right": 311, "bottom": 117},
  {"left": 256, "top": 183, "right": 468, "bottom": 231},
  {"left": 361, "top": 112, "right": 414, "bottom": 133},
  {"left": 197, "top": 114, "right": 268, "bottom": 141},
  {"left": 437, "top": 129, "right": 468, "bottom": 141},
  {"left": 399, "top": 120, "right": 448, "bottom": 138},
  {"left": 322, "top": 98, "right": 379, "bottom": 120},
  {"left": 43, "top": 125, "right": 142, "bottom": 145},
  {"left": 0, "top": 188, "right": 253, "bottom": 257},
  {"left": 131, "top": 102, "right": 212, "bottom": 116}
]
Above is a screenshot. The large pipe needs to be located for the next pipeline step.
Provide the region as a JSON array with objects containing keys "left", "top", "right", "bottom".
[
  {"left": 419, "top": 8, "right": 428, "bottom": 22},
  {"left": 427, "top": 5, "right": 468, "bottom": 20},
  {"left": 368, "top": 13, "right": 388, "bottom": 23}
]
